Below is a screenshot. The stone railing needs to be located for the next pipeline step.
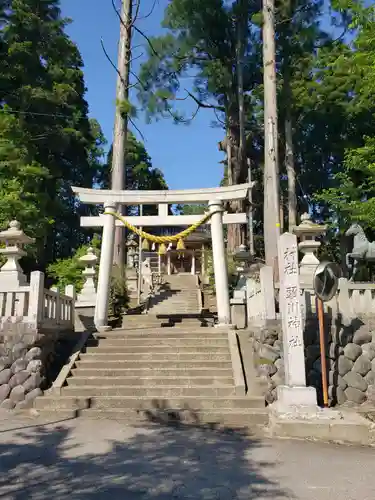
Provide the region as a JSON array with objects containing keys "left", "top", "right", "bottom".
[
  {"left": 247, "top": 268, "right": 375, "bottom": 324},
  {"left": 246, "top": 266, "right": 276, "bottom": 324},
  {"left": 0, "top": 271, "right": 75, "bottom": 332}
]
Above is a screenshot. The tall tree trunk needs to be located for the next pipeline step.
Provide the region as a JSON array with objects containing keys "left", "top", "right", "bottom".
[
  {"left": 111, "top": 0, "right": 132, "bottom": 269},
  {"left": 283, "top": 69, "right": 297, "bottom": 231},
  {"left": 263, "top": 0, "right": 280, "bottom": 270},
  {"left": 226, "top": 114, "right": 245, "bottom": 253}
]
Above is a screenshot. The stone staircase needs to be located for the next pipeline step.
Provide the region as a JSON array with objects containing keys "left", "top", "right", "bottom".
[
  {"left": 34, "top": 324, "right": 268, "bottom": 432},
  {"left": 147, "top": 274, "right": 201, "bottom": 316}
]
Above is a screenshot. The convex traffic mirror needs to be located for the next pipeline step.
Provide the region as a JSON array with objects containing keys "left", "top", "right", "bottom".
[{"left": 313, "top": 261, "right": 342, "bottom": 302}]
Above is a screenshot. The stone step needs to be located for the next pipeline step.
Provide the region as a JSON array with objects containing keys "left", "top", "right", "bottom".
[
  {"left": 79, "top": 352, "right": 231, "bottom": 361},
  {"left": 32, "top": 408, "right": 269, "bottom": 430},
  {"left": 72, "top": 367, "right": 234, "bottom": 378},
  {"left": 34, "top": 395, "right": 266, "bottom": 411},
  {"left": 67, "top": 375, "right": 234, "bottom": 387},
  {"left": 62, "top": 386, "right": 237, "bottom": 397},
  {"left": 76, "top": 359, "right": 232, "bottom": 369},
  {"left": 95, "top": 326, "right": 228, "bottom": 341},
  {"left": 83, "top": 345, "right": 229, "bottom": 354},
  {"left": 87, "top": 337, "right": 228, "bottom": 347}
]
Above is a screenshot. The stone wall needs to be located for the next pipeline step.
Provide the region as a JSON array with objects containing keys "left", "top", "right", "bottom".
[
  {"left": 0, "top": 320, "right": 76, "bottom": 410},
  {"left": 251, "top": 317, "right": 375, "bottom": 407}
]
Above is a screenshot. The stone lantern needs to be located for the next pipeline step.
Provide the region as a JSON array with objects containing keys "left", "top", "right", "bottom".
[
  {"left": 126, "top": 236, "right": 138, "bottom": 269},
  {"left": 292, "top": 213, "right": 327, "bottom": 286},
  {"left": 233, "top": 244, "right": 252, "bottom": 299},
  {"left": 0, "top": 220, "right": 35, "bottom": 286},
  {"left": 77, "top": 247, "right": 98, "bottom": 305}
]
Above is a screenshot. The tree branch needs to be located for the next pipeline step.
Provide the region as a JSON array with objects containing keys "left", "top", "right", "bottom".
[
  {"left": 137, "top": 0, "right": 158, "bottom": 20},
  {"left": 129, "top": 116, "right": 145, "bottom": 141},
  {"left": 183, "top": 89, "right": 225, "bottom": 111},
  {"left": 100, "top": 37, "right": 138, "bottom": 91}
]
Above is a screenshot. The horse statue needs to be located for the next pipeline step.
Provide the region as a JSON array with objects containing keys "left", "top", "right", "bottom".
[{"left": 345, "top": 223, "right": 375, "bottom": 281}]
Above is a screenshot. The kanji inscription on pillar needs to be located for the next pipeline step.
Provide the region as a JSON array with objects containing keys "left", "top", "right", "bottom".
[{"left": 278, "top": 232, "right": 306, "bottom": 387}]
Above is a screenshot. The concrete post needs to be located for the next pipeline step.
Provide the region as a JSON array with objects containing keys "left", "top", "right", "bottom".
[
  {"left": 167, "top": 252, "right": 171, "bottom": 275},
  {"left": 201, "top": 244, "right": 206, "bottom": 277},
  {"left": 95, "top": 202, "right": 116, "bottom": 330},
  {"left": 28, "top": 271, "right": 45, "bottom": 327},
  {"left": 209, "top": 200, "right": 231, "bottom": 326},
  {"left": 191, "top": 251, "right": 196, "bottom": 275}
]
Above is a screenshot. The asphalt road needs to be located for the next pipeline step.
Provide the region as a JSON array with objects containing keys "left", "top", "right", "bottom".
[{"left": 0, "top": 412, "right": 374, "bottom": 500}]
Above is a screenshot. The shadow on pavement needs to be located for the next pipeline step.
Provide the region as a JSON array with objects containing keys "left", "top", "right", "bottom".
[{"left": 0, "top": 408, "right": 290, "bottom": 500}]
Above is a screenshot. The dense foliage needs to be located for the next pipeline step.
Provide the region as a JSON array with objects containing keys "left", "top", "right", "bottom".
[
  {"left": 0, "top": 0, "right": 168, "bottom": 277},
  {"left": 137, "top": 0, "right": 375, "bottom": 258}
]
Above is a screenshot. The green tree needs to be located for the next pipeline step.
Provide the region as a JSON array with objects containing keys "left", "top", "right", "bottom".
[
  {"left": 1, "top": 0, "right": 105, "bottom": 266},
  {"left": 137, "top": 0, "right": 263, "bottom": 250}
]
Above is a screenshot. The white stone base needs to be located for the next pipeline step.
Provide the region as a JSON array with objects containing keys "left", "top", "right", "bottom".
[
  {"left": 96, "top": 325, "right": 112, "bottom": 333},
  {"left": 214, "top": 323, "right": 236, "bottom": 330},
  {"left": 272, "top": 385, "right": 318, "bottom": 415}
]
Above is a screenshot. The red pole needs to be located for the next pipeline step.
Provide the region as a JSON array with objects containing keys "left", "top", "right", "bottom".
[{"left": 317, "top": 298, "right": 329, "bottom": 407}]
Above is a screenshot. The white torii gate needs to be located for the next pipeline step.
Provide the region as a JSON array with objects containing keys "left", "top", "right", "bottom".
[{"left": 72, "top": 183, "right": 253, "bottom": 330}]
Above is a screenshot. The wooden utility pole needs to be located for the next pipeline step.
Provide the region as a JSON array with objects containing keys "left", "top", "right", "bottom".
[
  {"left": 262, "top": 0, "right": 280, "bottom": 270},
  {"left": 111, "top": 0, "right": 133, "bottom": 268}
]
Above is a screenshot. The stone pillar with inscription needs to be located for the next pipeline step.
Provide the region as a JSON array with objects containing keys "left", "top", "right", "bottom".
[{"left": 274, "top": 232, "right": 318, "bottom": 412}]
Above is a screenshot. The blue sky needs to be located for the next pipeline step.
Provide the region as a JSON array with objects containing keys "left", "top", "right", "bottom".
[{"left": 60, "top": 0, "right": 224, "bottom": 190}]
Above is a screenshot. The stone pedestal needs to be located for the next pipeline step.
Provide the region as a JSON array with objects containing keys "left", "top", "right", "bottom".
[{"left": 272, "top": 232, "right": 318, "bottom": 414}]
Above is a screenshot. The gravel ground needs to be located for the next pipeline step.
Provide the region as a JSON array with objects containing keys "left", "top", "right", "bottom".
[{"left": 0, "top": 411, "right": 374, "bottom": 499}]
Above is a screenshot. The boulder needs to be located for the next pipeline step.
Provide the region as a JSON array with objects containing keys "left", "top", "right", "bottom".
[
  {"left": 366, "top": 384, "right": 375, "bottom": 403},
  {"left": 337, "top": 355, "right": 354, "bottom": 376},
  {"left": 25, "top": 387, "right": 43, "bottom": 402},
  {"left": 336, "top": 386, "right": 347, "bottom": 405},
  {"left": 23, "top": 372, "right": 42, "bottom": 393},
  {"left": 0, "top": 356, "right": 12, "bottom": 370},
  {"left": 344, "top": 386, "right": 366, "bottom": 405},
  {"left": 0, "top": 383, "right": 10, "bottom": 403},
  {"left": 361, "top": 343, "right": 375, "bottom": 361},
  {"left": 365, "top": 370, "right": 375, "bottom": 386},
  {"left": 328, "top": 371, "right": 347, "bottom": 390},
  {"left": 12, "top": 342, "right": 27, "bottom": 359},
  {"left": 265, "top": 388, "right": 276, "bottom": 405},
  {"left": 0, "top": 368, "right": 12, "bottom": 385},
  {"left": 328, "top": 343, "right": 344, "bottom": 360},
  {"left": 8, "top": 370, "right": 30, "bottom": 389},
  {"left": 353, "top": 328, "right": 372, "bottom": 345},
  {"left": 25, "top": 347, "right": 42, "bottom": 361},
  {"left": 11, "top": 359, "right": 27, "bottom": 374},
  {"left": 274, "top": 358, "right": 284, "bottom": 371},
  {"left": 257, "top": 363, "right": 277, "bottom": 377},
  {"left": 9, "top": 385, "right": 25, "bottom": 403},
  {"left": 259, "top": 344, "right": 280, "bottom": 363},
  {"left": 26, "top": 359, "right": 42, "bottom": 373},
  {"left": 343, "top": 343, "right": 362, "bottom": 361},
  {"left": 0, "top": 399, "right": 15, "bottom": 410},
  {"left": 273, "top": 340, "right": 283, "bottom": 351},
  {"left": 352, "top": 355, "right": 372, "bottom": 376},
  {"left": 343, "top": 371, "right": 368, "bottom": 392},
  {"left": 15, "top": 400, "right": 33, "bottom": 410},
  {"left": 271, "top": 371, "right": 284, "bottom": 387}
]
